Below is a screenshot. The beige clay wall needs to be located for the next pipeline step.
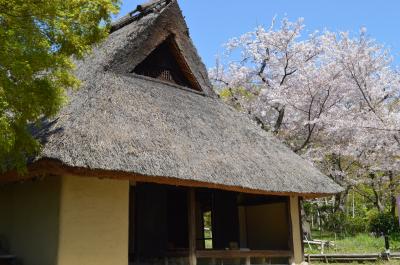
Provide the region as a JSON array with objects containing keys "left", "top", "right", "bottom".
[
  {"left": 0, "top": 177, "right": 61, "bottom": 265},
  {"left": 239, "top": 196, "right": 304, "bottom": 264},
  {"left": 57, "top": 175, "right": 130, "bottom": 265},
  {"left": 0, "top": 175, "right": 130, "bottom": 265},
  {"left": 245, "top": 202, "right": 290, "bottom": 250}
]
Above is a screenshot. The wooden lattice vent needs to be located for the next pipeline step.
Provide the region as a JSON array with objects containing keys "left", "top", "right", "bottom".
[{"left": 134, "top": 37, "right": 202, "bottom": 91}]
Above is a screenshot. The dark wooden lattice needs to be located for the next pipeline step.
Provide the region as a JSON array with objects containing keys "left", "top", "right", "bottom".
[{"left": 134, "top": 37, "right": 202, "bottom": 91}]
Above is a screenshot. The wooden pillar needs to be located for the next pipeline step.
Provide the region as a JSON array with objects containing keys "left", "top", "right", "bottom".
[
  {"left": 188, "top": 188, "right": 197, "bottom": 265},
  {"left": 289, "top": 196, "right": 303, "bottom": 265},
  {"left": 238, "top": 206, "right": 247, "bottom": 248},
  {"left": 128, "top": 182, "right": 136, "bottom": 260}
]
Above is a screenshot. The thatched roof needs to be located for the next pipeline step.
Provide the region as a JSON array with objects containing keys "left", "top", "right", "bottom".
[{"left": 3, "top": 0, "right": 342, "bottom": 196}]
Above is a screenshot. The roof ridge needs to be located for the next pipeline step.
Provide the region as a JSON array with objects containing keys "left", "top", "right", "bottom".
[
  {"left": 136, "top": 0, "right": 171, "bottom": 13},
  {"left": 110, "top": 0, "right": 172, "bottom": 33}
]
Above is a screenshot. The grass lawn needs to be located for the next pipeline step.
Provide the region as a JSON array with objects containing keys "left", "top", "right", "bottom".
[
  {"left": 305, "top": 232, "right": 400, "bottom": 254},
  {"left": 312, "top": 262, "right": 400, "bottom": 265}
]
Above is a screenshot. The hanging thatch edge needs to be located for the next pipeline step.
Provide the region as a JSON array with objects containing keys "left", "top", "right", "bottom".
[{"left": 0, "top": 159, "right": 338, "bottom": 199}]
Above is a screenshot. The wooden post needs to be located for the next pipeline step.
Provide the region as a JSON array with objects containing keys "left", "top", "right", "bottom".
[
  {"left": 210, "top": 258, "right": 216, "bottom": 265},
  {"left": 238, "top": 206, "right": 247, "bottom": 248},
  {"left": 289, "top": 196, "right": 303, "bottom": 265},
  {"left": 128, "top": 182, "right": 136, "bottom": 261},
  {"left": 188, "top": 188, "right": 197, "bottom": 265}
]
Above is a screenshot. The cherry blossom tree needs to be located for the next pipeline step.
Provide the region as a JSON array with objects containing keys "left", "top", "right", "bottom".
[
  {"left": 322, "top": 29, "right": 400, "bottom": 213},
  {"left": 210, "top": 18, "right": 345, "bottom": 152},
  {"left": 209, "top": 17, "right": 400, "bottom": 214}
]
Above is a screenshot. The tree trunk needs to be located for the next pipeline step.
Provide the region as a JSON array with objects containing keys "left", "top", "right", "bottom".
[
  {"left": 372, "top": 187, "right": 385, "bottom": 213},
  {"left": 334, "top": 187, "right": 349, "bottom": 213},
  {"left": 388, "top": 171, "right": 397, "bottom": 219},
  {"left": 370, "top": 173, "right": 385, "bottom": 213},
  {"left": 274, "top": 107, "right": 285, "bottom": 133}
]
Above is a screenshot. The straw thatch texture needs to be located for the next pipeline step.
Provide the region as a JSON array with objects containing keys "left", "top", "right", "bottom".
[
  {"left": 12, "top": 0, "right": 343, "bottom": 195},
  {"left": 35, "top": 70, "right": 342, "bottom": 194}
]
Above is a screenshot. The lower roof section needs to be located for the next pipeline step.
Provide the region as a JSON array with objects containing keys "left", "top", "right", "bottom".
[
  {"left": 1, "top": 159, "right": 336, "bottom": 199},
  {"left": 11, "top": 72, "right": 344, "bottom": 197}
]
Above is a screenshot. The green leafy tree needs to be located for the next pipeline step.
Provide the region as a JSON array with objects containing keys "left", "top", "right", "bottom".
[
  {"left": 369, "top": 211, "right": 400, "bottom": 235},
  {"left": 0, "top": 0, "right": 120, "bottom": 172}
]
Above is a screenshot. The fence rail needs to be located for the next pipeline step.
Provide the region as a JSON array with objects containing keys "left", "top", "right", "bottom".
[{"left": 306, "top": 252, "right": 400, "bottom": 263}]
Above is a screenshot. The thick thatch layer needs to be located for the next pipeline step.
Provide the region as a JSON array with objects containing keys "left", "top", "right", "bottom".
[{"left": 6, "top": 0, "right": 342, "bottom": 195}]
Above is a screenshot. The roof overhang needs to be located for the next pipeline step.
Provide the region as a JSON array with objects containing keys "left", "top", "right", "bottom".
[{"left": 0, "top": 158, "right": 339, "bottom": 199}]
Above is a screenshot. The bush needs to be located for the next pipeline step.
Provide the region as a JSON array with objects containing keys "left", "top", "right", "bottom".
[
  {"left": 347, "top": 215, "right": 368, "bottom": 235},
  {"left": 369, "top": 212, "right": 400, "bottom": 235},
  {"left": 324, "top": 212, "right": 346, "bottom": 233},
  {"left": 324, "top": 212, "right": 367, "bottom": 236}
]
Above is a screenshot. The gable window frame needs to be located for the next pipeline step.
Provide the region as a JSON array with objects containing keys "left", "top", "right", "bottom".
[{"left": 133, "top": 35, "right": 203, "bottom": 92}]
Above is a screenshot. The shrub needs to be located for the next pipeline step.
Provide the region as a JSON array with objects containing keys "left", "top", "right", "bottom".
[
  {"left": 324, "top": 212, "right": 367, "bottom": 236},
  {"left": 369, "top": 212, "right": 400, "bottom": 235},
  {"left": 324, "top": 212, "right": 346, "bottom": 233},
  {"left": 346, "top": 215, "right": 368, "bottom": 235}
]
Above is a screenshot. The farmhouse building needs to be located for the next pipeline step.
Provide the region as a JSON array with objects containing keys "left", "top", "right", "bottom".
[{"left": 0, "top": 1, "right": 342, "bottom": 265}]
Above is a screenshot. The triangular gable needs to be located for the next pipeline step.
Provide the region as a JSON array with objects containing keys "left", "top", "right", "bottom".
[
  {"left": 108, "top": 0, "right": 215, "bottom": 96},
  {"left": 133, "top": 36, "right": 202, "bottom": 91}
]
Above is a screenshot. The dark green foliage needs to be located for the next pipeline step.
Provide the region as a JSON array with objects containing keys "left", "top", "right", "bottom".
[
  {"left": 324, "top": 212, "right": 367, "bottom": 236},
  {"left": 369, "top": 212, "right": 400, "bottom": 235}
]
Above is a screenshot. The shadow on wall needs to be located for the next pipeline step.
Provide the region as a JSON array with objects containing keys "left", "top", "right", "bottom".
[{"left": 0, "top": 235, "right": 10, "bottom": 254}]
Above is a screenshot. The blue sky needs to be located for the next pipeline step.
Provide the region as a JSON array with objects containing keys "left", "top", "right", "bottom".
[{"left": 116, "top": 0, "right": 400, "bottom": 67}]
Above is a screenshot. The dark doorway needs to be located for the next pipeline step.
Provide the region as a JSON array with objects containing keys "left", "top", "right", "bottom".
[{"left": 129, "top": 183, "right": 291, "bottom": 265}]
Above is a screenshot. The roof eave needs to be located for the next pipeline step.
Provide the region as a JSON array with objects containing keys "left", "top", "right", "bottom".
[{"left": 0, "top": 158, "right": 343, "bottom": 198}]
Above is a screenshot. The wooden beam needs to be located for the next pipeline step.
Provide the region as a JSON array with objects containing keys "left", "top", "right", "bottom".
[
  {"left": 238, "top": 206, "right": 247, "bottom": 248},
  {"left": 128, "top": 185, "right": 135, "bottom": 259},
  {"left": 299, "top": 197, "right": 305, "bottom": 259},
  {"left": 188, "top": 188, "right": 197, "bottom": 265},
  {"left": 289, "top": 196, "right": 303, "bottom": 265},
  {"left": 0, "top": 158, "right": 334, "bottom": 199},
  {"left": 196, "top": 250, "right": 292, "bottom": 258}
]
